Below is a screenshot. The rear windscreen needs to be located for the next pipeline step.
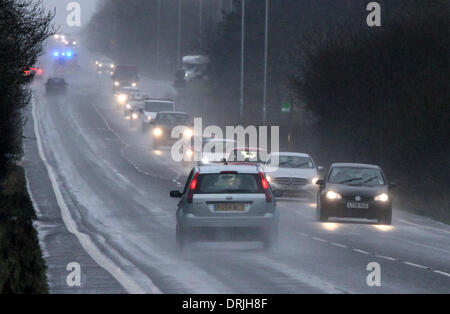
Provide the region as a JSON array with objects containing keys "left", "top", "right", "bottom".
[
  {"left": 196, "top": 173, "right": 262, "bottom": 194},
  {"left": 145, "top": 102, "right": 174, "bottom": 112}
]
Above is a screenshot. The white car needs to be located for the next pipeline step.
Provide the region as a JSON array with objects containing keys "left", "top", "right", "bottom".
[
  {"left": 124, "top": 92, "right": 150, "bottom": 116},
  {"left": 115, "top": 86, "right": 140, "bottom": 105},
  {"left": 263, "top": 152, "right": 323, "bottom": 200},
  {"left": 171, "top": 164, "right": 282, "bottom": 250},
  {"left": 141, "top": 99, "right": 175, "bottom": 131}
]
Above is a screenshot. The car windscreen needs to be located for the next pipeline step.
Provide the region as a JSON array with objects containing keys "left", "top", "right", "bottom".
[
  {"left": 196, "top": 173, "right": 262, "bottom": 194},
  {"left": 328, "top": 167, "right": 385, "bottom": 186},
  {"left": 272, "top": 156, "right": 315, "bottom": 169},
  {"left": 145, "top": 102, "right": 174, "bottom": 112},
  {"left": 156, "top": 113, "right": 188, "bottom": 125}
]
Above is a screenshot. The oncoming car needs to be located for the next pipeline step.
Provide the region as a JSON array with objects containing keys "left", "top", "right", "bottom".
[
  {"left": 170, "top": 164, "right": 282, "bottom": 250},
  {"left": 151, "top": 112, "right": 192, "bottom": 149},
  {"left": 115, "top": 86, "right": 140, "bottom": 105},
  {"left": 316, "top": 163, "right": 395, "bottom": 225},
  {"left": 198, "top": 138, "right": 237, "bottom": 165},
  {"left": 141, "top": 99, "right": 175, "bottom": 131},
  {"left": 264, "top": 152, "right": 323, "bottom": 200},
  {"left": 227, "top": 147, "right": 267, "bottom": 166}
]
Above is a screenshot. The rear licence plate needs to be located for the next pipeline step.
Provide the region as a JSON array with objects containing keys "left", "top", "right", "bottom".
[
  {"left": 215, "top": 204, "right": 245, "bottom": 212},
  {"left": 347, "top": 202, "right": 369, "bottom": 209}
]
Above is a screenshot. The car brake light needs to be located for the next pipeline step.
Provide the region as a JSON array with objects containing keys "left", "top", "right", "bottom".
[
  {"left": 187, "top": 172, "right": 199, "bottom": 203},
  {"left": 259, "top": 172, "right": 272, "bottom": 202}
]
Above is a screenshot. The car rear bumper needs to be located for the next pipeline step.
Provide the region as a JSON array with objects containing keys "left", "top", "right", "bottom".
[{"left": 179, "top": 213, "right": 278, "bottom": 228}]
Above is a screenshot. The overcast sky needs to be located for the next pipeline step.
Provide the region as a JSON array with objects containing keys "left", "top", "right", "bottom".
[{"left": 42, "top": 0, "right": 100, "bottom": 33}]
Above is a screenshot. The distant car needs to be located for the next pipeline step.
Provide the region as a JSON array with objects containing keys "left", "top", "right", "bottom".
[
  {"left": 316, "top": 163, "right": 395, "bottom": 225},
  {"left": 151, "top": 112, "right": 192, "bottom": 149},
  {"left": 96, "top": 57, "right": 115, "bottom": 74},
  {"left": 197, "top": 138, "right": 237, "bottom": 165},
  {"left": 141, "top": 99, "right": 175, "bottom": 132},
  {"left": 111, "top": 65, "right": 139, "bottom": 92},
  {"left": 171, "top": 164, "right": 282, "bottom": 250},
  {"left": 264, "top": 152, "right": 323, "bottom": 200},
  {"left": 45, "top": 77, "right": 67, "bottom": 96},
  {"left": 227, "top": 147, "right": 267, "bottom": 166},
  {"left": 124, "top": 92, "right": 150, "bottom": 118},
  {"left": 115, "top": 86, "right": 140, "bottom": 105}
]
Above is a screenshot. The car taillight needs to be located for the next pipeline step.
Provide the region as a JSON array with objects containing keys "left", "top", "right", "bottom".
[
  {"left": 259, "top": 172, "right": 272, "bottom": 202},
  {"left": 187, "top": 172, "right": 199, "bottom": 203}
]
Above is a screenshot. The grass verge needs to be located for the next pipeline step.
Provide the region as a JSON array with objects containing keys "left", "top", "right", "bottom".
[{"left": 0, "top": 164, "right": 48, "bottom": 294}]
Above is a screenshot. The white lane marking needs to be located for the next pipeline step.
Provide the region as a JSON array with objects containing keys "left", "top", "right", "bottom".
[
  {"left": 403, "top": 262, "right": 430, "bottom": 270},
  {"left": 352, "top": 249, "right": 370, "bottom": 255},
  {"left": 32, "top": 95, "right": 157, "bottom": 294},
  {"left": 312, "top": 237, "right": 327, "bottom": 243},
  {"left": 330, "top": 242, "right": 348, "bottom": 248},
  {"left": 433, "top": 270, "right": 450, "bottom": 278},
  {"left": 92, "top": 103, "right": 182, "bottom": 184},
  {"left": 375, "top": 255, "right": 397, "bottom": 261}
]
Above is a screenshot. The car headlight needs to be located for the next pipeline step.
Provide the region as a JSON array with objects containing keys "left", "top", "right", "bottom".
[
  {"left": 153, "top": 128, "right": 162, "bottom": 137},
  {"left": 183, "top": 128, "right": 193, "bottom": 138},
  {"left": 147, "top": 116, "right": 152, "bottom": 121},
  {"left": 374, "top": 193, "right": 389, "bottom": 202},
  {"left": 266, "top": 176, "right": 273, "bottom": 183},
  {"left": 132, "top": 113, "right": 139, "bottom": 120},
  {"left": 126, "top": 104, "right": 132, "bottom": 109},
  {"left": 99, "top": 63, "right": 103, "bottom": 67},
  {"left": 114, "top": 81, "right": 120, "bottom": 86},
  {"left": 186, "top": 149, "right": 193, "bottom": 157},
  {"left": 110, "top": 64, "right": 115, "bottom": 68},
  {"left": 326, "top": 191, "right": 342, "bottom": 200},
  {"left": 117, "top": 94, "right": 127, "bottom": 104},
  {"left": 311, "top": 177, "right": 319, "bottom": 185},
  {"left": 201, "top": 157, "right": 209, "bottom": 164},
  {"left": 131, "top": 82, "right": 137, "bottom": 87}
]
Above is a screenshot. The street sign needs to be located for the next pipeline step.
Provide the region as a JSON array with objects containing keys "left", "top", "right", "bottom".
[{"left": 281, "top": 102, "right": 291, "bottom": 113}]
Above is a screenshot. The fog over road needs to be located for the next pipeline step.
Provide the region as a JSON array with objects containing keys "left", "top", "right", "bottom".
[{"left": 23, "top": 53, "right": 450, "bottom": 294}]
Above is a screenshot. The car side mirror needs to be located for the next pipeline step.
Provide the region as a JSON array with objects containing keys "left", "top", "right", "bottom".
[
  {"left": 389, "top": 183, "right": 397, "bottom": 189},
  {"left": 170, "top": 190, "right": 182, "bottom": 198},
  {"left": 273, "top": 189, "right": 283, "bottom": 198},
  {"left": 317, "top": 166, "right": 324, "bottom": 172},
  {"left": 316, "top": 179, "right": 325, "bottom": 186}
]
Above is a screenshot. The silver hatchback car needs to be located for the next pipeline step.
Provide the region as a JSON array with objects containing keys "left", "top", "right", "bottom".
[{"left": 171, "top": 164, "right": 282, "bottom": 250}]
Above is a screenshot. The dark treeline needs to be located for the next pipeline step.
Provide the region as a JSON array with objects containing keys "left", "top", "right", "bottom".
[
  {"left": 85, "top": 0, "right": 233, "bottom": 76},
  {"left": 86, "top": 0, "right": 449, "bottom": 221},
  {"left": 0, "top": 0, "right": 53, "bottom": 293}
]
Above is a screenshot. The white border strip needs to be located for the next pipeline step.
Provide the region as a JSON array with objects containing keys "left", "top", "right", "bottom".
[{"left": 32, "top": 95, "right": 155, "bottom": 294}]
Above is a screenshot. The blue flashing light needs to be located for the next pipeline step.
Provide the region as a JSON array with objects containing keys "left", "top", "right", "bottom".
[{"left": 53, "top": 51, "right": 59, "bottom": 57}]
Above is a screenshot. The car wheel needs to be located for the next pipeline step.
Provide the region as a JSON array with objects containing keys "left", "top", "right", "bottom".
[
  {"left": 317, "top": 199, "right": 328, "bottom": 222},
  {"left": 378, "top": 210, "right": 392, "bottom": 225},
  {"left": 263, "top": 225, "right": 278, "bottom": 250}
]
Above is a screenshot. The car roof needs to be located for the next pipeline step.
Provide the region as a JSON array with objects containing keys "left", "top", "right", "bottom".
[
  {"left": 270, "top": 152, "right": 310, "bottom": 157},
  {"left": 330, "top": 163, "right": 381, "bottom": 169},
  {"left": 197, "top": 164, "right": 259, "bottom": 174}
]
